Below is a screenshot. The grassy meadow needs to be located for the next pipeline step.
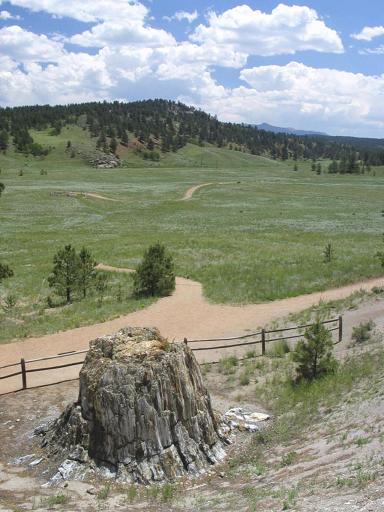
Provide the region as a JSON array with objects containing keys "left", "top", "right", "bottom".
[{"left": 0, "top": 125, "right": 383, "bottom": 343}]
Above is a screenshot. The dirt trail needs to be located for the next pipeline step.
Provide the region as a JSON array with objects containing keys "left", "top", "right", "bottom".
[
  {"left": 82, "top": 192, "right": 120, "bottom": 202},
  {"left": 181, "top": 182, "right": 236, "bottom": 200},
  {"left": 181, "top": 183, "right": 214, "bottom": 200},
  {"left": 55, "top": 191, "right": 120, "bottom": 202},
  {"left": 0, "top": 264, "right": 383, "bottom": 393}
]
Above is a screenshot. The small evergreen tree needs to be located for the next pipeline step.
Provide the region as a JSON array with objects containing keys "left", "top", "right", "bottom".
[
  {"left": 48, "top": 245, "right": 80, "bottom": 303},
  {"left": 0, "top": 183, "right": 4, "bottom": 197},
  {"left": 292, "top": 320, "right": 338, "bottom": 381},
  {"left": 121, "top": 130, "right": 129, "bottom": 146},
  {"left": 323, "top": 242, "right": 333, "bottom": 263},
  {"left": 0, "top": 263, "right": 13, "bottom": 283},
  {"left": 110, "top": 137, "right": 118, "bottom": 154},
  {"left": 78, "top": 247, "right": 97, "bottom": 298},
  {"left": 133, "top": 243, "right": 175, "bottom": 297}
]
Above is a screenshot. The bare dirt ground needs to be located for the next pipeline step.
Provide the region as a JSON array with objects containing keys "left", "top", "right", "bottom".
[
  {"left": 52, "top": 191, "right": 120, "bottom": 202},
  {"left": 0, "top": 313, "right": 383, "bottom": 511},
  {"left": 181, "top": 182, "right": 236, "bottom": 200},
  {"left": 0, "top": 267, "right": 383, "bottom": 394}
]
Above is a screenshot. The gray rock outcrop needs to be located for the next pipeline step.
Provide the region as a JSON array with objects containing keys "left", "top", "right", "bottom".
[
  {"left": 42, "top": 327, "right": 228, "bottom": 483},
  {"left": 90, "top": 154, "right": 120, "bottom": 168}
]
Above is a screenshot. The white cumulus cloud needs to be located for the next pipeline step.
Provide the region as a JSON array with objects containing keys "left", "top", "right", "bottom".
[
  {"left": 1, "top": 1, "right": 383, "bottom": 137},
  {"left": 69, "top": 20, "right": 175, "bottom": 48},
  {"left": 352, "top": 25, "right": 384, "bottom": 41},
  {"left": 4, "top": 0, "right": 148, "bottom": 23},
  {"left": 164, "top": 10, "right": 198, "bottom": 23},
  {"left": 0, "top": 10, "right": 20, "bottom": 19},
  {"left": 197, "top": 62, "right": 384, "bottom": 135},
  {"left": 191, "top": 4, "right": 344, "bottom": 56},
  {"left": 0, "top": 25, "right": 64, "bottom": 62}
]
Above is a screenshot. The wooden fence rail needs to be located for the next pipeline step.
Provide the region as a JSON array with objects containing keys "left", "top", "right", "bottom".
[
  {"left": 0, "top": 317, "right": 342, "bottom": 393},
  {"left": 186, "top": 316, "right": 342, "bottom": 356}
]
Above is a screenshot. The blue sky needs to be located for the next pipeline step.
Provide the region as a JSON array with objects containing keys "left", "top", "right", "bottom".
[{"left": 0, "top": 0, "right": 383, "bottom": 137}]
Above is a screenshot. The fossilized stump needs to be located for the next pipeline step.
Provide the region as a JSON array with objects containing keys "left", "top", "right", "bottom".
[{"left": 43, "top": 327, "right": 228, "bottom": 483}]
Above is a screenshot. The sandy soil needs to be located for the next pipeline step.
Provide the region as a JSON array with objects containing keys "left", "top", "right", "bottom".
[
  {"left": 181, "top": 183, "right": 214, "bottom": 200},
  {"left": 0, "top": 266, "right": 383, "bottom": 394},
  {"left": 1, "top": 331, "right": 384, "bottom": 511},
  {"left": 82, "top": 192, "right": 119, "bottom": 202},
  {"left": 181, "top": 182, "right": 236, "bottom": 200},
  {"left": 54, "top": 191, "right": 120, "bottom": 202}
]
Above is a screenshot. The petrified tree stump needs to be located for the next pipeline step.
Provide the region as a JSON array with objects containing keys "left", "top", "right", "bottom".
[{"left": 43, "top": 327, "right": 227, "bottom": 483}]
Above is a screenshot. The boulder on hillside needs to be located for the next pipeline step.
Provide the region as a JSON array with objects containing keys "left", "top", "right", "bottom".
[{"left": 90, "top": 154, "right": 120, "bottom": 169}]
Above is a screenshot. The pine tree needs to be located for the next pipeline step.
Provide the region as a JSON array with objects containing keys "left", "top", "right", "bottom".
[
  {"left": 78, "top": 247, "right": 97, "bottom": 298},
  {"left": 133, "top": 243, "right": 175, "bottom": 297},
  {"left": 0, "top": 130, "right": 9, "bottom": 151},
  {"left": 110, "top": 137, "right": 118, "bottom": 154},
  {"left": 292, "top": 320, "right": 338, "bottom": 381},
  {"left": 0, "top": 183, "right": 4, "bottom": 197},
  {"left": 48, "top": 245, "right": 80, "bottom": 303},
  {"left": 121, "top": 130, "right": 129, "bottom": 146}
]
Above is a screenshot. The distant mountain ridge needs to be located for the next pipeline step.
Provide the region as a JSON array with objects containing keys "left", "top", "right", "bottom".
[{"left": 257, "top": 122, "right": 328, "bottom": 137}]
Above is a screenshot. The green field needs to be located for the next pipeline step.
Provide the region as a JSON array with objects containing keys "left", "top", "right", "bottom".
[{"left": 0, "top": 127, "right": 383, "bottom": 343}]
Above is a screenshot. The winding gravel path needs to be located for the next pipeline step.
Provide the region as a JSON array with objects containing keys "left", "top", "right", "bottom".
[{"left": 0, "top": 264, "right": 383, "bottom": 393}]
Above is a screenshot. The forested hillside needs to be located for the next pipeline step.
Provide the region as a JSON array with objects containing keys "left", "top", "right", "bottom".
[{"left": 1, "top": 99, "right": 384, "bottom": 168}]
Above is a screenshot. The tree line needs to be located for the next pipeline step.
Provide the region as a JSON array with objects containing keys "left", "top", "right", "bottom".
[{"left": 1, "top": 100, "right": 384, "bottom": 165}]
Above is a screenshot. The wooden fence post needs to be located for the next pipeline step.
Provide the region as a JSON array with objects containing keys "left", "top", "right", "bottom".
[
  {"left": 261, "top": 329, "right": 266, "bottom": 356},
  {"left": 183, "top": 338, "right": 188, "bottom": 345},
  {"left": 338, "top": 316, "right": 343, "bottom": 343},
  {"left": 20, "top": 358, "right": 27, "bottom": 390}
]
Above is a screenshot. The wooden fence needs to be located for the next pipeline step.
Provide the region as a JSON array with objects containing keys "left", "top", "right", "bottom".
[{"left": 0, "top": 317, "right": 342, "bottom": 393}]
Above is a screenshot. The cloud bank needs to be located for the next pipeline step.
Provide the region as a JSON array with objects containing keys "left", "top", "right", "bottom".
[{"left": 0, "top": 1, "right": 382, "bottom": 136}]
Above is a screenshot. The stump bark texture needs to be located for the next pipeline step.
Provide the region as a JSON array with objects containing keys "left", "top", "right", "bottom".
[{"left": 43, "top": 327, "right": 227, "bottom": 483}]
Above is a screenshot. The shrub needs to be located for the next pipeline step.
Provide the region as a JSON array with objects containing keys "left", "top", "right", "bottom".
[
  {"left": 47, "top": 493, "right": 69, "bottom": 506},
  {"left": 352, "top": 320, "right": 375, "bottom": 344},
  {"left": 133, "top": 243, "right": 175, "bottom": 297},
  {"left": 0, "top": 262, "right": 13, "bottom": 283},
  {"left": 239, "top": 370, "right": 251, "bottom": 386},
  {"left": 323, "top": 242, "right": 334, "bottom": 263},
  {"left": 292, "top": 320, "right": 338, "bottom": 381},
  {"left": 280, "top": 451, "right": 298, "bottom": 467},
  {"left": 218, "top": 355, "right": 238, "bottom": 375},
  {"left": 269, "top": 339, "right": 290, "bottom": 358},
  {"left": 97, "top": 483, "right": 111, "bottom": 500},
  {"left": 1, "top": 294, "right": 17, "bottom": 312}
]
